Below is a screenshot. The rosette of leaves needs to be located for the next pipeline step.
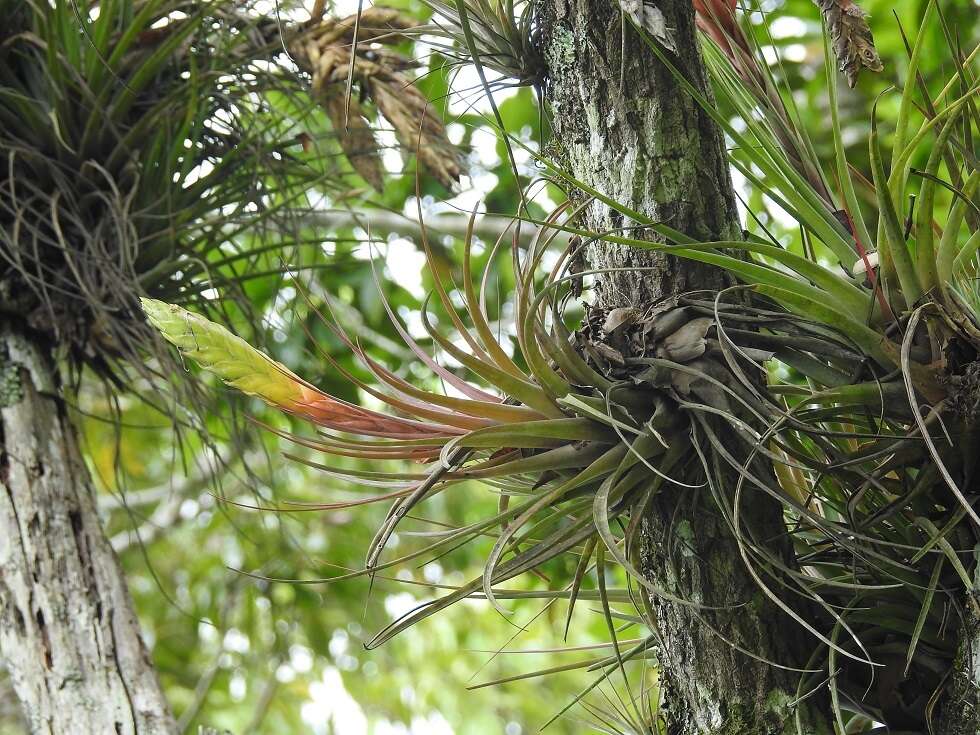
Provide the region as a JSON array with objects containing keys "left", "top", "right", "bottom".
[
  {"left": 142, "top": 189, "right": 951, "bottom": 729},
  {"left": 0, "top": 0, "right": 468, "bottom": 413},
  {"left": 0, "top": 0, "right": 332, "bottom": 396},
  {"left": 289, "top": 6, "right": 466, "bottom": 191},
  {"left": 540, "top": 3, "right": 977, "bottom": 728},
  {"left": 420, "top": 0, "right": 543, "bottom": 86}
]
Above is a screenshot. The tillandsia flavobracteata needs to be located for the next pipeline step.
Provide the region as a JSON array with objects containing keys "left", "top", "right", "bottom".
[
  {"left": 145, "top": 177, "right": 980, "bottom": 725},
  {"left": 139, "top": 195, "right": 931, "bottom": 624}
]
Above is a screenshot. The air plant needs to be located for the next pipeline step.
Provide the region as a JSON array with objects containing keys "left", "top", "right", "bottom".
[
  {"left": 0, "top": 0, "right": 465, "bottom": 415},
  {"left": 0, "top": 0, "right": 323, "bottom": 395},
  {"left": 142, "top": 187, "right": 963, "bottom": 731},
  {"left": 696, "top": 0, "right": 839, "bottom": 210},
  {"left": 420, "top": 0, "right": 544, "bottom": 87},
  {"left": 144, "top": 0, "right": 980, "bottom": 731}
]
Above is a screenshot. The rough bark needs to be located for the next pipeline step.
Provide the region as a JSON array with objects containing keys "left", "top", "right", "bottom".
[
  {"left": 0, "top": 321, "right": 177, "bottom": 735},
  {"left": 540, "top": 0, "right": 739, "bottom": 306},
  {"left": 937, "top": 605, "right": 980, "bottom": 735},
  {"left": 540, "top": 1, "right": 832, "bottom": 733}
]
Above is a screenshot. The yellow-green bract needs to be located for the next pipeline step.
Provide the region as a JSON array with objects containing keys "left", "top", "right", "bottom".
[
  {"left": 140, "top": 298, "right": 304, "bottom": 408},
  {"left": 141, "top": 298, "right": 456, "bottom": 439}
]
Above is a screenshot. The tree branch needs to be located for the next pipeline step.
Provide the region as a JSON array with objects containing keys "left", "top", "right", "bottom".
[{"left": 296, "top": 209, "right": 562, "bottom": 247}]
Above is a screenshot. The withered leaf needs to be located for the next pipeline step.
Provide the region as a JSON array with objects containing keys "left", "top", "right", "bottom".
[
  {"left": 648, "top": 303, "right": 689, "bottom": 340},
  {"left": 370, "top": 77, "right": 465, "bottom": 191},
  {"left": 289, "top": 8, "right": 466, "bottom": 191},
  {"left": 322, "top": 92, "right": 385, "bottom": 191},
  {"left": 658, "top": 317, "right": 713, "bottom": 363},
  {"left": 671, "top": 359, "right": 731, "bottom": 410},
  {"left": 619, "top": 0, "right": 678, "bottom": 52},
  {"left": 602, "top": 307, "right": 641, "bottom": 334},
  {"left": 814, "top": 0, "right": 883, "bottom": 88},
  {"left": 595, "top": 342, "right": 626, "bottom": 366},
  {"left": 734, "top": 345, "right": 776, "bottom": 364},
  {"left": 632, "top": 364, "right": 671, "bottom": 388},
  {"left": 312, "top": 7, "right": 416, "bottom": 46},
  {"left": 585, "top": 341, "right": 626, "bottom": 368}
]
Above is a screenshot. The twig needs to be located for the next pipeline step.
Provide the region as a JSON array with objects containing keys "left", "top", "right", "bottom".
[
  {"left": 242, "top": 659, "right": 282, "bottom": 734},
  {"left": 177, "top": 586, "right": 241, "bottom": 733},
  {"left": 296, "top": 209, "right": 564, "bottom": 247}
]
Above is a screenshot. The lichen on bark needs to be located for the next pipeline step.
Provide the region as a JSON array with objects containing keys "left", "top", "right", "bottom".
[
  {"left": 540, "top": 0, "right": 740, "bottom": 307},
  {"left": 937, "top": 602, "right": 980, "bottom": 733}
]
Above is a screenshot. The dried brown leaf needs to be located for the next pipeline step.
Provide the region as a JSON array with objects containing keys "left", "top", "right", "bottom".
[
  {"left": 322, "top": 92, "right": 385, "bottom": 191},
  {"left": 814, "top": 0, "right": 883, "bottom": 88},
  {"left": 671, "top": 359, "right": 731, "bottom": 409},
  {"left": 592, "top": 342, "right": 627, "bottom": 367},
  {"left": 370, "top": 76, "right": 465, "bottom": 190},
  {"left": 602, "top": 307, "right": 641, "bottom": 334},
  {"left": 647, "top": 303, "right": 689, "bottom": 340},
  {"left": 312, "top": 7, "right": 416, "bottom": 46},
  {"left": 309, "top": 0, "right": 327, "bottom": 24},
  {"left": 289, "top": 8, "right": 465, "bottom": 190},
  {"left": 658, "top": 317, "right": 713, "bottom": 363},
  {"left": 619, "top": 0, "right": 677, "bottom": 53}
]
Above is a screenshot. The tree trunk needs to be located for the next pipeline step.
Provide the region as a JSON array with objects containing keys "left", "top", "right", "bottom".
[
  {"left": 540, "top": 1, "right": 832, "bottom": 732},
  {"left": 937, "top": 605, "right": 980, "bottom": 735},
  {"left": 0, "top": 321, "right": 177, "bottom": 735}
]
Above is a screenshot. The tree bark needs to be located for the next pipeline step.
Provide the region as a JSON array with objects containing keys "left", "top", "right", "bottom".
[
  {"left": 0, "top": 322, "right": 177, "bottom": 735},
  {"left": 540, "top": 2, "right": 832, "bottom": 733},
  {"left": 937, "top": 604, "right": 980, "bottom": 735}
]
